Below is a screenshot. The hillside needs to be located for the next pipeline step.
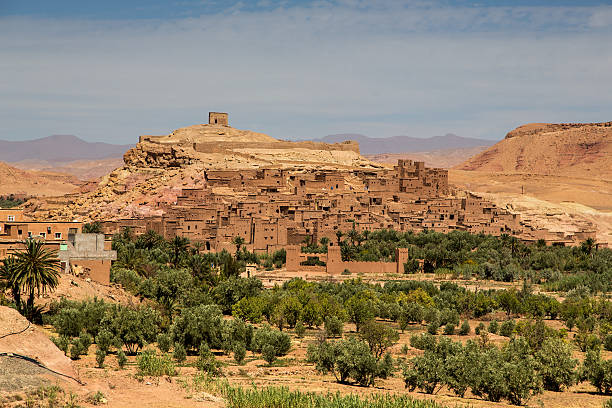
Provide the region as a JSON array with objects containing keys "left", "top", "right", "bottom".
[
  {"left": 317, "top": 133, "right": 494, "bottom": 155},
  {"left": 11, "top": 157, "right": 124, "bottom": 181},
  {"left": 456, "top": 122, "right": 612, "bottom": 179},
  {"left": 0, "top": 135, "right": 132, "bottom": 162},
  {"left": 51, "top": 122, "right": 382, "bottom": 220},
  {"left": 452, "top": 122, "right": 612, "bottom": 243},
  {"left": 0, "top": 161, "right": 79, "bottom": 197}
]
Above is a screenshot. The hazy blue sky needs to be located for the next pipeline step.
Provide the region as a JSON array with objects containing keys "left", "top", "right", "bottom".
[{"left": 2, "top": 0, "right": 612, "bottom": 143}]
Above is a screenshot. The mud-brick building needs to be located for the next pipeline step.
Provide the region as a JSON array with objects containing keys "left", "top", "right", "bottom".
[{"left": 57, "top": 233, "right": 117, "bottom": 285}]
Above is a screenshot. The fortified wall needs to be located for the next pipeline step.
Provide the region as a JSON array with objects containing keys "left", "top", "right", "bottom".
[{"left": 286, "top": 246, "right": 409, "bottom": 275}]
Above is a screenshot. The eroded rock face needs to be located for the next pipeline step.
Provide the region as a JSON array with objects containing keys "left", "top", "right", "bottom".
[
  {"left": 123, "top": 141, "right": 194, "bottom": 168},
  {"left": 457, "top": 121, "right": 612, "bottom": 178}
]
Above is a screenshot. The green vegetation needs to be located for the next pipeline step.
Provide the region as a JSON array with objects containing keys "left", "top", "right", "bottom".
[
  {"left": 218, "top": 383, "right": 447, "bottom": 408},
  {"left": 13, "top": 227, "right": 612, "bottom": 405},
  {"left": 0, "top": 194, "right": 24, "bottom": 208}
]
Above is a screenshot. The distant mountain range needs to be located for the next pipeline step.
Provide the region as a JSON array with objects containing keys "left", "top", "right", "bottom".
[
  {"left": 0, "top": 135, "right": 133, "bottom": 163},
  {"left": 315, "top": 133, "right": 496, "bottom": 155}
]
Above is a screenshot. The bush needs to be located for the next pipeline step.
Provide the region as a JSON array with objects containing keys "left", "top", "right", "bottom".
[
  {"left": 488, "top": 320, "right": 499, "bottom": 335},
  {"left": 117, "top": 349, "right": 127, "bottom": 369},
  {"left": 173, "top": 343, "right": 187, "bottom": 364},
  {"left": 358, "top": 320, "right": 399, "bottom": 359},
  {"left": 458, "top": 321, "right": 470, "bottom": 336},
  {"left": 103, "top": 306, "right": 160, "bottom": 355},
  {"left": 443, "top": 324, "right": 455, "bottom": 335},
  {"left": 253, "top": 325, "right": 291, "bottom": 357},
  {"left": 196, "top": 344, "right": 220, "bottom": 375},
  {"left": 171, "top": 304, "right": 223, "bottom": 353},
  {"left": 475, "top": 322, "right": 486, "bottom": 335},
  {"left": 69, "top": 332, "right": 92, "bottom": 360},
  {"left": 262, "top": 344, "right": 277, "bottom": 365},
  {"left": 427, "top": 321, "right": 439, "bottom": 335},
  {"left": 325, "top": 316, "right": 344, "bottom": 338},
  {"left": 409, "top": 333, "right": 436, "bottom": 351},
  {"left": 157, "top": 333, "right": 172, "bottom": 353},
  {"left": 536, "top": 338, "right": 577, "bottom": 391},
  {"left": 95, "top": 349, "right": 106, "bottom": 368},
  {"left": 307, "top": 337, "right": 390, "bottom": 387},
  {"left": 500, "top": 319, "right": 515, "bottom": 337},
  {"left": 581, "top": 348, "right": 612, "bottom": 394},
  {"left": 51, "top": 335, "right": 70, "bottom": 355},
  {"left": 95, "top": 329, "right": 114, "bottom": 354},
  {"left": 234, "top": 343, "right": 246, "bottom": 365},
  {"left": 137, "top": 349, "right": 176, "bottom": 376},
  {"left": 294, "top": 321, "right": 306, "bottom": 338}
]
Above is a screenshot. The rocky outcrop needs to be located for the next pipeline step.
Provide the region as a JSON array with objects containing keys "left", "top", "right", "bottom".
[{"left": 457, "top": 122, "right": 612, "bottom": 179}]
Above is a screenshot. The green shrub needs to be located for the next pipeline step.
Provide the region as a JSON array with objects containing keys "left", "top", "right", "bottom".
[
  {"left": 427, "top": 321, "right": 439, "bottom": 335},
  {"left": 117, "top": 349, "right": 127, "bottom": 369},
  {"left": 51, "top": 335, "right": 70, "bottom": 355},
  {"left": 95, "top": 329, "right": 114, "bottom": 354},
  {"left": 409, "top": 333, "right": 436, "bottom": 351},
  {"left": 196, "top": 344, "right": 220, "bottom": 375},
  {"left": 358, "top": 320, "right": 399, "bottom": 359},
  {"left": 171, "top": 304, "right": 223, "bottom": 353},
  {"left": 307, "top": 337, "right": 390, "bottom": 387},
  {"left": 95, "top": 349, "right": 106, "bottom": 368},
  {"left": 488, "top": 320, "right": 499, "bottom": 335},
  {"left": 110, "top": 268, "right": 143, "bottom": 293},
  {"left": 253, "top": 325, "right": 291, "bottom": 356},
  {"left": 294, "top": 321, "right": 306, "bottom": 338},
  {"left": 262, "top": 344, "right": 277, "bottom": 365},
  {"left": 581, "top": 348, "right": 612, "bottom": 394},
  {"left": 536, "top": 337, "right": 577, "bottom": 391},
  {"left": 324, "top": 316, "right": 343, "bottom": 338},
  {"left": 475, "top": 322, "right": 486, "bottom": 335},
  {"left": 443, "top": 324, "right": 455, "bottom": 335},
  {"left": 233, "top": 343, "right": 246, "bottom": 365},
  {"left": 103, "top": 306, "right": 160, "bottom": 355},
  {"left": 157, "top": 333, "right": 172, "bottom": 353},
  {"left": 173, "top": 343, "right": 187, "bottom": 364},
  {"left": 458, "top": 321, "right": 470, "bottom": 336},
  {"left": 499, "top": 319, "right": 515, "bottom": 337},
  {"left": 137, "top": 349, "right": 176, "bottom": 376}
]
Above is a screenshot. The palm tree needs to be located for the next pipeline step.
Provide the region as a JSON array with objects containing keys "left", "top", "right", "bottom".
[
  {"left": 169, "top": 236, "right": 190, "bottom": 266},
  {"left": 11, "top": 239, "right": 61, "bottom": 317},
  {"left": 0, "top": 256, "right": 21, "bottom": 310},
  {"left": 335, "top": 230, "right": 343, "bottom": 246},
  {"left": 232, "top": 236, "right": 245, "bottom": 256},
  {"left": 581, "top": 238, "right": 597, "bottom": 257}
]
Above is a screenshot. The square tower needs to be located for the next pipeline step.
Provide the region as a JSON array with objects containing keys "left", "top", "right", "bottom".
[{"left": 209, "top": 112, "right": 228, "bottom": 126}]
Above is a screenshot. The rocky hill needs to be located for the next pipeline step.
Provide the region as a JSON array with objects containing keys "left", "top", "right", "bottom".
[
  {"left": 51, "top": 123, "right": 382, "bottom": 220},
  {"left": 456, "top": 122, "right": 612, "bottom": 179}
]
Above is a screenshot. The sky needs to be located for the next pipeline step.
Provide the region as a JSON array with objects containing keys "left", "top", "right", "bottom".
[{"left": 2, "top": 0, "right": 612, "bottom": 143}]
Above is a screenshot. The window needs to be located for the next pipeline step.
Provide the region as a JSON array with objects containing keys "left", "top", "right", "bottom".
[
  {"left": 55, "top": 232, "right": 62, "bottom": 239},
  {"left": 40, "top": 232, "right": 46, "bottom": 238},
  {"left": 28, "top": 232, "right": 32, "bottom": 238},
  {"left": 7, "top": 215, "right": 15, "bottom": 222},
  {"left": 47, "top": 227, "right": 52, "bottom": 234}
]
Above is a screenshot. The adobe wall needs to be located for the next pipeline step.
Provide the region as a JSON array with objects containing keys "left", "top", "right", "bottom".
[
  {"left": 287, "top": 245, "right": 409, "bottom": 275},
  {"left": 69, "top": 259, "right": 111, "bottom": 285},
  {"left": 194, "top": 140, "right": 360, "bottom": 154}
]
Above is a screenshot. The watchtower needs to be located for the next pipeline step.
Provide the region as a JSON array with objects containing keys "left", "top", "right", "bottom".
[{"left": 209, "top": 112, "right": 228, "bottom": 126}]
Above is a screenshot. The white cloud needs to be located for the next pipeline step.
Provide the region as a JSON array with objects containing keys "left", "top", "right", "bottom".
[{"left": 1, "top": 2, "right": 612, "bottom": 143}]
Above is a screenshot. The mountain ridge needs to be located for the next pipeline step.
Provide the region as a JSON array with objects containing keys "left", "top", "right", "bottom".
[{"left": 0, "top": 135, "right": 133, "bottom": 163}]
